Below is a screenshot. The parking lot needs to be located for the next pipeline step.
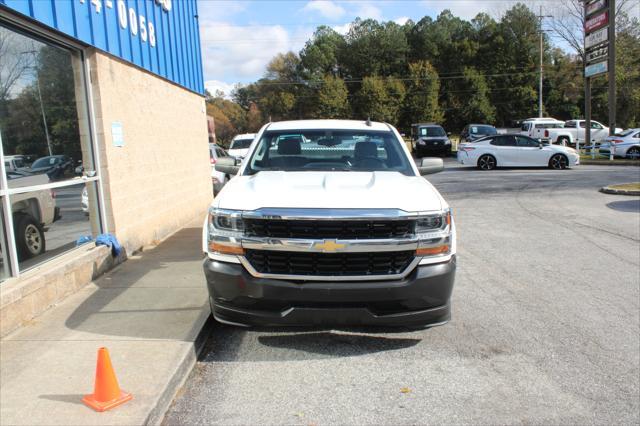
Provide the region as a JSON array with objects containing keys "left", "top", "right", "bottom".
[{"left": 164, "top": 162, "right": 639, "bottom": 425}]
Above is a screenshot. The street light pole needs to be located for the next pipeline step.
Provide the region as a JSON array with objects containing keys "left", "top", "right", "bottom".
[
  {"left": 34, "top": 72, "right": 53, "bottom": 157},
  {"left": 537, "top": 7, "right": 552, "bottom": 118}
]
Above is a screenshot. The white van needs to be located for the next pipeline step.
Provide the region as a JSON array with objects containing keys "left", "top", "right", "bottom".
[{"left": 520, "top": 117, "right": 565, "bottom": 142}]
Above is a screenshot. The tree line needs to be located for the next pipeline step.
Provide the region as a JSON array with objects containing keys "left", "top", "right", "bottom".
[{"left": 207, "top": 3, "right": 639, "bottom": 144}]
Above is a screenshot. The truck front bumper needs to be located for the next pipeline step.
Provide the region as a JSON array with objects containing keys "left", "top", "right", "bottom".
[{"left": 203, "top": 256, "right": 456, "bottom": 328}]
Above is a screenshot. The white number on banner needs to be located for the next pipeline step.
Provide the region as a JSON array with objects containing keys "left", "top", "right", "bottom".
[
  {"left": 148, "top": 22, "right": 156, "bottom": 47},
  {"left": 139, "top": 15, "right": 148, "bottom": 42}
]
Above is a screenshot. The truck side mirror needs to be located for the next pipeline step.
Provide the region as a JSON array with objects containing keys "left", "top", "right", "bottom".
[
  {"left": 418, "top": 157, "right": 444, "bottom": 175},
  {"left": 215, "top": 157, "right": 240, "bottom": 175}
]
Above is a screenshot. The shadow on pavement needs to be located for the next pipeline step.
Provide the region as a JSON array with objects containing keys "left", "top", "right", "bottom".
[
  {"left": 606, "top": 199, "right": 640, "bottom": 212},
  {"left": 38, "top": 394, "right": 85, "bottom": 407},
  {"left": 257, "top": 332, "right": 420, "bottom": 357}
]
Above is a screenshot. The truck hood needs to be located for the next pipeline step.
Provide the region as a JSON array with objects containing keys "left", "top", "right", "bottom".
[{"left": 215, "top": 171, "right": 445, "bottom": 212}]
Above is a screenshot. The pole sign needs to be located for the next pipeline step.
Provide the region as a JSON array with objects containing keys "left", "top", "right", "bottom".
[
  {"left": 585, "top": 27, "right": 609, "bottom": 49},
  {"left": 585, "top": 61, "right": 607, "bottom": 78},
  {"left": 585, "top": 11, "right": 609, "bottom": 32},
  {"left": 587, "top": 46, "right": 608, "bottom": 63},
  {"left": 585, "top": 0, "right": 607, "bottom": 16}
]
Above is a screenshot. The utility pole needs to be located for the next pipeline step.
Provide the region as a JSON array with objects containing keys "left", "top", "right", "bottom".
[
  {"left": 608, "top": 0, "right": 616, "bottom": 136},
  {"left": 537, "top": 6, "right": 552, "bottom": 118}
]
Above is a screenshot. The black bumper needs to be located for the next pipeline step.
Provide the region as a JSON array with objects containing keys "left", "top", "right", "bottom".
[
  {"left": 203, "top": 256, "right": 456, "bottom": 327},
  {"left": 415, "top": 145, "right": 451, "bottom": 157}
]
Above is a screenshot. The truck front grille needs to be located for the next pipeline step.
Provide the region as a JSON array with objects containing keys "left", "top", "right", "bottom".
[
  {"left": 245, "top": 250, "right": 415, "bottom": 277},
  {"left": 244, "top": 219, "right": 413, "bottom": 240}
]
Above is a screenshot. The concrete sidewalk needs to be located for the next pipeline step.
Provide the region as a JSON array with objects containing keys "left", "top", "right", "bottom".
[{"left": 0, "top": 224, "right": 210, "bottom": 425}]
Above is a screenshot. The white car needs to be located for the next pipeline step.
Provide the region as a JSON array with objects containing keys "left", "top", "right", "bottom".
[
  {"left": 209, "top": 144, "right": 231, "bottom": 195},
  {"left": 205, "top": 119, "right": 455, "bottom": 328},
  {"left": 227, "top": 133, "right": 256, "bottom": 159},
  {"left": 457, "top": 134, "right": 579, "bottom": 170},
  {"left": 599, "top": 129, "right": 640, "bottom": 159}
]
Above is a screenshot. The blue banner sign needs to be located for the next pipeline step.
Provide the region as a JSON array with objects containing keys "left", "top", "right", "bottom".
[
  {"left": 0, "top": 0, "right": 204, "bottom": 94},
  {"left": 585, "top": 60, "right": 608, "bottom": 77}
]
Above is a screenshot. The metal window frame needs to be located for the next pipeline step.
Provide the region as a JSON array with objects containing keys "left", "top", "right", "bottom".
[{"left": 0, "top": 15, "right": 106, "bottom": 279}]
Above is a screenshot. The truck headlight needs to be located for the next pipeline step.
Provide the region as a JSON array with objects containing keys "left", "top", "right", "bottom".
[
  {"left": 415, "top": 210, "right": 452, "bottom": 258},
  {"left": 207, "top": 208, "right": 244, "bottom": 255}
]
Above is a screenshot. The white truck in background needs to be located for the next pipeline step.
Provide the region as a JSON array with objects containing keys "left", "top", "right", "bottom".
[
  {"left": 520, "top": 117, "right": 565, "bottom": 142},
  {"left": 547, "top": 120, "right": 623, "bottom": 147}
]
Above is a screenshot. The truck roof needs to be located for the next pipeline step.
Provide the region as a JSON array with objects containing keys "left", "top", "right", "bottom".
[
  {"left": 266, "top": 119, "right": 391, "bottom": 132},
  {"left": 522, "top": 117, "right": 563, "bottom": 122}
]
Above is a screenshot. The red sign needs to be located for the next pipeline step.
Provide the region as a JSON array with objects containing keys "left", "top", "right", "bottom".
[{"left": 585, "top": 11, "right": 608, "bottom": 33}]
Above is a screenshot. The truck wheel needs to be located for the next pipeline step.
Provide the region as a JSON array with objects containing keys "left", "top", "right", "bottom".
[
  {"left": 14, "top": 213, "right": 46, "bottom": 260},
  {"left": 477, "top": 154, "right": 496, "bottom": 170},
  {"left": 558, "top": 136, "right": 570, "bottom": 147}
]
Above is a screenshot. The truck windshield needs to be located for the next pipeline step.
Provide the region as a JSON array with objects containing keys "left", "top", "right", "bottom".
[
  {"left": 230, "top": 138, "right": 253, "bottom": 149},
  {"left": 470, "top": 125, "right": 497, "bottom": 135},
  {"left": 244, "top": 129, "right": 414, "bottom": 176}
]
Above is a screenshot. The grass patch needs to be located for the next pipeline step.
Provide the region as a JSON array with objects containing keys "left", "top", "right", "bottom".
[{"left": 608, "top": 183, "right": 640, "bottom": 191}]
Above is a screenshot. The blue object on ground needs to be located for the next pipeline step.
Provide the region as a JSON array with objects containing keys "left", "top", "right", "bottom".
[
  {"left": 95, "top": 233, "right": 123, "bottom": 257},
  {"left": 76, "top": 235, "right": 93, "bottom": 246}
]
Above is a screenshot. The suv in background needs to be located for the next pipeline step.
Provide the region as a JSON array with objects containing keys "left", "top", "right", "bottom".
[
  {"left": 460, "top": 124, "right": 498, "bottom": 143},
  {"left": 411, "top": 123, "right": 452, "bottom": 157},
  {"left": 227, "top": 133, "right": 256, "bottom": 159},
  {"left": 205, "top": 119, "right": 456, "bottom": 328}
]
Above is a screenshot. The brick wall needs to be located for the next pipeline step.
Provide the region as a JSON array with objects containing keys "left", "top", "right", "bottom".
[{"left": 88, "top": 50, "right": 211, "bottom": 253}]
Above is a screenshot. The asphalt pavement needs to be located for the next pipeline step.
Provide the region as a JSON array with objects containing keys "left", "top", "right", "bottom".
[{"left": 163, "top": 162, "right": 640, "bottom": 425}]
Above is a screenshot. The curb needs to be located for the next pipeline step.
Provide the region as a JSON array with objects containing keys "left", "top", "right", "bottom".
[
  {"left": 600, "top": 186, "right": 640, "bottom": 196},
  {"left": 145, "top": 311, "right": 214, "bottom": 425},
  {"left": 581, "top": 160, "right": 640, "bottom": 167}
]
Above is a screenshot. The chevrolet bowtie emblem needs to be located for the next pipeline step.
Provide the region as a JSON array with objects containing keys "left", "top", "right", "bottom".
[{"left": 314, "top": 240, "right": 346, "bottom": 252}]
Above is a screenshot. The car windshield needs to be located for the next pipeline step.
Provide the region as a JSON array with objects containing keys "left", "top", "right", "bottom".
[
  {"left": 244, "top": 129, "right": 414, "bottom": 176},
  {"left": 230, "top": 138, "right": 253, "bottom": 149},
  {"left": 470, "top": 125, "right": 497, "bottom": 135},
  {"left": 419, "top": 126, "right": 446, "bottom": 137},
  {"left": 31, "top": 157, "right": 57, "bottom": 168}
]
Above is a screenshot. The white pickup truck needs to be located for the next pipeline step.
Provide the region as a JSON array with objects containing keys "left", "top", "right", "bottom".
[
  {"left": 203, "top": 119, "right": 456, "bottom": 328},
  {"left": 547, "top": 120, "right": 622, "bottom": 147}
]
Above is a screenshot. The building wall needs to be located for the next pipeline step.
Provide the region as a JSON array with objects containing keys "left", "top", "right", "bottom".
[{"left": 89, "top": 50, "right": 210, "bottom": 253}]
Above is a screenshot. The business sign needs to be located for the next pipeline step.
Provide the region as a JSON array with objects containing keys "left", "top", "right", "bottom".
[
  {"left": 585, "top": 11, "right": 609, "bottom": 33},
  {"left": 585, "top": 27, "right": 609, "bottom": 49},
  {"left": 585, "top": 61, "right": 608, "bottom": 77},
  {"left": 585, "top": 0, "right": 607, "bottom": 16},
  {"left": 0, "top": 0, "right": 204, "bottom": 95},
  {"left": 586, "top": 46, "right": 608, "bottom": 64}
]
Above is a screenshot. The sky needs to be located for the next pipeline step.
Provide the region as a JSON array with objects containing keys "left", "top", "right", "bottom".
[{"left": 195, "top": 0, "right": 612, "bottom": 97}]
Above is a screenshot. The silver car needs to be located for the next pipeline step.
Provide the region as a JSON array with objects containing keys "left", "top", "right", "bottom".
[{"left": 600, "top": 129, "right": 640, "bottom": 159}]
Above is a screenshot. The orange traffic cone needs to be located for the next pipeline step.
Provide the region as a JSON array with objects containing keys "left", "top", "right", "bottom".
[{"left": 82, "top": 347, "right": 133, "bottom": 412}]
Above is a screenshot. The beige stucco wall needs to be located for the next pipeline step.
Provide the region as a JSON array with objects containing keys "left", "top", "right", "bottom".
[{"left": 88, "top": 50, "right": 211, "bottom": 253}]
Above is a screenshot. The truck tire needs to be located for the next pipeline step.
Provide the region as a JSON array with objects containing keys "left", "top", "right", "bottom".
[
  {"left": 13, "top": 213, "right": 46, "bottom": 260},
  {"left": 558, "top": 136, "right": 570, "bottom": 147}
]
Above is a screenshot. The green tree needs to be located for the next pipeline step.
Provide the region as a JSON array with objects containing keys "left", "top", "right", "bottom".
[
  {"left": 401, "top": 60, "right": 443, "bottom": 129},
  {"left": 456, "top": 67, "right": 496, "bottom": 125},
  {"left": 355, "top": 76, "right": 405, "bottom": 124},
  {"left": 299, "top": 26, "right": 346, "bottom": 78},
  {"left": 315, "top": 75, "right": 349, "bottom": 118}
]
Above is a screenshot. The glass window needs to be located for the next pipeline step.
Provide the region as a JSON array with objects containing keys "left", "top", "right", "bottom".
[
  {"left": 516, "top": 136, "right": 539, "bottom": 147},
  {"left": 565, "top": 121, "right": 577, "bottom": 128},
  {"left": 230, "top": 138, "right": 253, "bottom": 149},
  {"left": 0, "top": 22, "right": 101, "bottom": 279},
  {"left": 591, "top": 122, "right": 603, "bottom": 129},
  {"left": 419, "top": 126, "right": 446, "bottom": 137},
  {"left": 470, "top": 125, "right": 497, "bottom": 135},
  {"left": 245, "top": 129, "right": 413, "bottom": 175}
]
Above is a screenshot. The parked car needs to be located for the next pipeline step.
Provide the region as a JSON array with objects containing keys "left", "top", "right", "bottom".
[
  {"left": 206, "top": 119, "right": 455, "bottom": 327},
  {"left": 547, "top": 119, "right": 623, "bottom": 147},
  {"left": 28, "top": 155, "right": 73, "bottom": 181},
  {"left": 209, "top": 143, "right": 231, "bottom": 195},
  {"left": 457, "top": 134, "right": 579, "bottom": 170},
  {"left": 227, "top": 133, "right": 256, "bottom": 159},
  {"left": 411, "top": 123, "right": 452, "bottom": 157},
  {"left": 599, "top": 129, "right": 640, "bottom": 159},
  {"left": 6, "top": 172, "right": 60, "bottom": 260},
  {"left": 520, "top": 117, "right": 565, "bottom": 142},
  {"left": 4, "top": 155, "right": 29, "bottom": 172},
  {"left": 460, "top": 124, "right": 498, "bottom": 143}
]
